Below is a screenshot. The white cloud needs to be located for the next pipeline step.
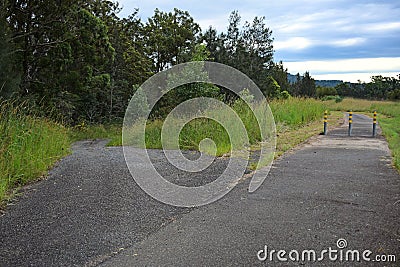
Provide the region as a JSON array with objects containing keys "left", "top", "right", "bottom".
[
  {"left": 275, "top": 21, "right": 314, "bottom": 33},
  {"left": 285, "top": 57, "right": 400, "bottom": 82},
  {"left": 313, "top": 72, "right": 399, "bottom": 83},
  {"left": 367, "top": 21, "right": 400, "bottom": 32},
  {"left": 331, "top": 37, "right": 366, "bottom": 47},
  {"left": 285, "top": 57, "right": 400, "bottom": 74},
  {"left": 275, "top": 36, "right": 365, "bottom": 52},
  {"left": 270, "top": 2, "right": 400, "bottom": 44},
  {"left": 275, "top": 37, "right": 313, "bottom": 50},
  {"left": 196, "top": 16, "right": 229, "bottom": 32}
]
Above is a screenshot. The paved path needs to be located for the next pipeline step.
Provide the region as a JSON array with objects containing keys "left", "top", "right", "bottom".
[{"left": 1, "top": 114, "right": 399, "bottom": 266}]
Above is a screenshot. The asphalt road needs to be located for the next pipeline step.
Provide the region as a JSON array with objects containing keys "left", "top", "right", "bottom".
[{"left": 1, "top": 114, "right": 399, "bottom": 266}]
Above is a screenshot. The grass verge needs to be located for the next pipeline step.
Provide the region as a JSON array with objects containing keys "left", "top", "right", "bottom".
[{"left": 0, "top": 101, "right": 70, "bottom": 205}]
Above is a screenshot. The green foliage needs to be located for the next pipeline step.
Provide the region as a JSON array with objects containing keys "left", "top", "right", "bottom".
[
  {"left": 321, "top": 95, "right": 343, "bottom": 102},
  {"left": 191, "top": 44, "right": 212, "bottom": 62},
  {"left": 5, "top": 1, "right": 116, "bottom": 123},
  {"left": 380, "top": 116, "right": 400, "bottom": 170},
  {"left": 373, "top": 103, "right": 400, "bottom": 170},
  {"left": 144, "top": 8, "right": 200, "bottom": 72},
  {"left": 288, "top": 72, "right": 316, "bottom": 97},
  {"left": 178, "top": 118, "right": 231, "bottom": 155},
  {"left": 142, "top": 101, "right": 267, "bottom": 156},
  {"left": 0, "top": 100, "right": 70, "bottom": 203},
  {"left": 335, "top": 75, "right": 400, "bottom": 100},
  {"left": 0, "top": 0, "right": 20, "bottom": 98},
  {"left": 264, "top": 76, "right": 291, "bottom": 100},
  {"left": 153, "top": 48, "right": 220, "bottom": 118},
  {"left": 237, "top": 88, "right": 255, "bottom": 103},
  {"left": 263, "top": 76, "right": 281, "bottom": 98},
  {"left": 321, "top": 95, "right": 337, "bottom": 101},
  {"left": 299, "top": 71, "right": 316, "bottom": 97},
  {"left": 125, "top": 85, "right": 150, "bottom": 122},
  {"left": 2, "top": 3, "right": 288, "bottom": 123},
  {"left": 269, "top": 61, "right": 290, "bottom": 93},
  {"left": 231, "top": 99, "right": 263, "bottom": 144},
  {"left": 278, "top": 90, "right": 291, "bottom": 100},
  {"left": 3, "top": 0, "right": 396, "bottom": 124},
  {"left": 334, "top": 82, "right": 350, "bottom": 96},
  {"left": 200, "top": 11, "right": 274, "bottom": 101},
  {"left": 316, "top": 86, "right": 338, "bottom": 98},
  {"left": 388, "top": 89, "right": 400, "bottom": 100},
  {"left": 335, "top": 96, "right": 343, "bottom": 103}
]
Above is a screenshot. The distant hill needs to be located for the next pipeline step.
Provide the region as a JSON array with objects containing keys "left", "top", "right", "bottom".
[
  {"left": 287, "top": 73, "right": 342, "bottom": 87},
  {"left": 287, "top": 73, "right": 299, "bottom": 83},
  {"left": 315, "top": 80, "right": 343, "bottom": 87}
]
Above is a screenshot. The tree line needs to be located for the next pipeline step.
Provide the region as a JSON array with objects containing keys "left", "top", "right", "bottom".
[
  {"left": 333, "top": 75, "right": 400, "bottom": 100},
  {"left": 1, "top": 0, "right": 397, "bottom": 124},
  {"left": 313, "top": 75, "right": 400, "bottom": 101},
  {"left": 1, "top": 1, "right": 291, "bottom": 123}
]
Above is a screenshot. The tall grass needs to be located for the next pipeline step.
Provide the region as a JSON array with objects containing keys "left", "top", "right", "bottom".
[
  {"left": 326, "top": 97, "right": 397, "bottom": 113},
  {"left": 326, "top": 98, "right": 400, "bottom": 171},
  {"left": 0, "top": 100, "right": 70, "bottom": 203},
  {"left": 123, "top": 97, "right": 326, "bottom": 156},
  {"left": 125, "top": 100, "right": 270, "bottom": 156},
  {"left": 270, "top": 97, "right": 326, "bottom": 126},
  {"left": 379, "top": 116, "right": 400, "bottom": 170}
]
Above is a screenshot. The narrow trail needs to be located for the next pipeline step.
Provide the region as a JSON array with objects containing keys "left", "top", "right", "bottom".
[{"left": 1, "top": 114, "right": 399, "bottom": 266}]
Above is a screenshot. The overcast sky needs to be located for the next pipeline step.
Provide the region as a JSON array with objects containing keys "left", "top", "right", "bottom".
[{"left": 117, "top": 0, "right": 400, "bottom": 82}]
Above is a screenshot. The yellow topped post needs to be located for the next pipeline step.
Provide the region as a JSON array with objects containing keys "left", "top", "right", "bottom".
[
  {"left": 373, "top": 110, "right": 377, "bottom": 137},
  {"left": 323, "top": 110, "right": 328, "bottom": 135},
  {"left": 348, "top": 110, "right": 353, "bottom": 136}
]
